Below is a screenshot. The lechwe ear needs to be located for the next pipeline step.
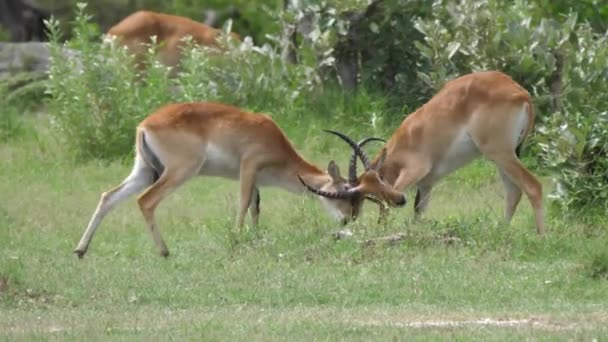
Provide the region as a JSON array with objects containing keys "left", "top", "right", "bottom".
[{"left": 327, "top": 160, "right": 343, "bottom": 182}]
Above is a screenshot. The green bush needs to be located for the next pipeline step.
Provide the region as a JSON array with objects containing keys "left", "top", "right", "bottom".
[
  {"left": 0, "top": 77, "right": 40, "bottom": 142},
  {"left": 585, "top": 246, "right": 608, "bottom": 280},
  {"left": 537, "top": 28, "right": 608, "bottom": 214},
  {"left": 178, "top": 37, "right": 315, "bottom": 116},
  {"left": 47, "top": 4, "right": 175, "bottom": 160},
  {"left": 0, "top": 106, "right": 25, "bottom": 142}
]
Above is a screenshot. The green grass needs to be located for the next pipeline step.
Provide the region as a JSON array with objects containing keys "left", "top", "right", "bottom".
[{"left": 1, "top": 114, "right": 607, "bottom": 340}]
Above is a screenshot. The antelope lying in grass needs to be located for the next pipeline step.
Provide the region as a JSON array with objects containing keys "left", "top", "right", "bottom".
[
  {"left": 73, "top": 102, "right": 405, "bottom": 258},
  {"left": 105, "top": 11, "right": 240, "bottom": 72},
  {"left": 343, "top": 71, "right": 545, "bottom": 234}
]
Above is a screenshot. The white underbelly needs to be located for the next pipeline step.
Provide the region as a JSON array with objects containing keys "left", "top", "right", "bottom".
[
  {"left": 199, "top": 143, "right": 240, "bottom": 179},
  {"left": 197, "top": 144, "right": 291, "bottom": 190},
  {"left": 428, "top": 130, "right": 480, "bottom": 180},
  {"left": 255, "top": 169, "right": 279, "bottom": 187}
]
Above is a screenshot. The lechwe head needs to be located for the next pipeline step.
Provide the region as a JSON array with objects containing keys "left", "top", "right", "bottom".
[
  {"left": 299, "top": 130, "right": 407, "bottom": 221},
  {"left": 343, "top": 71, "right": 545, "bottom": 235},
  {"left": 73, "top": 102, "right": 401, "bottom": 258}
]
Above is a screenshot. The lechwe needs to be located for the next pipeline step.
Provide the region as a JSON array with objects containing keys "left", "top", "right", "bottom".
[
  {"left": 105, "top": 11, "right": 240, "bottom": 72},
  {"left": 343, "top": 71, "right": 545, "bottom": 234},
  {"left": 73, "top": 102, "right": 405, "bottom": 258}
]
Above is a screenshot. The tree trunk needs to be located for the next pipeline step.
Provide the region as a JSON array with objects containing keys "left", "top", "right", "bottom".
[
  {"left": 548, "top": 49, "right": 564, "bottom": 113},
  {"left": 280, "top": 0, "right": 298, "bottom": 64},
  {"left": 333, "top": 0, "right": 383, "bottom": 92},
  {"left": 334, "top": 44, "right": 359, "bottom": 91}
]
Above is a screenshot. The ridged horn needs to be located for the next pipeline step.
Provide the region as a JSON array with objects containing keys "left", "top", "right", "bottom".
[
  {"left": 324, "top": 129, "right": 374, "bottom": 173},
  {"left": 348, "top": 137, "right": 386, "bottom": 183},
  {"left": 298, "top": 175, "right": 354, "bottom": 199}
]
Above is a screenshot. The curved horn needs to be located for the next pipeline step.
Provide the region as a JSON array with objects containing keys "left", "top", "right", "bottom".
[
  {"left": 348, "top": 137, "right": 386, "bottom": 183},
  {"left": 298, "top": 175, "right": 353, "bottom": 199},
  {"left": 324, "top": 129, "right": 374, "bottom": 172}
]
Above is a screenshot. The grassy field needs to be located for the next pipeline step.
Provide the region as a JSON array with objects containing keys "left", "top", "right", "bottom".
[{"left": 1, "top": 113, "right": 607, "bottom": 340}]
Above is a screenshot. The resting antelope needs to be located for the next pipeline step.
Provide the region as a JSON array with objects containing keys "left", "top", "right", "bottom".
[
  {"left": 105, "top": 11, "right": 240, "bottom": 72},
  {"left": 343, "top": 71, "right": 545, "bottom": 234},
  {"left": 73, "top": 102, "right": 405, "bottom": 258}
]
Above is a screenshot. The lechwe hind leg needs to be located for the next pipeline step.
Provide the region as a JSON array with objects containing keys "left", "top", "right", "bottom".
[
  {"left": 74, "top": 156, "right": 156, "bottom": 258},
  {"left": 499, "top": 168, "right": 522, "bottom": 224},
  {"left": 493, "top": 154, "right": 544, "bottom": 234},
  {"left": 137, "top": 161, "right": 201, "bottom": 257},
  {"left": 237, "top": 160, "right": 259, "bottom": 228},
  {"left": 249, "top": 187, "right": 261, "bottom": 226},
  {"left": 471, "top": 104, "right": 544, "bottom": 235}
]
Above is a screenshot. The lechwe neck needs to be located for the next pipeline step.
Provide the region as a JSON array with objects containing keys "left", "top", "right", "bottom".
[{"left": 272, "top": 154, "right": 333, "bottom": 194}]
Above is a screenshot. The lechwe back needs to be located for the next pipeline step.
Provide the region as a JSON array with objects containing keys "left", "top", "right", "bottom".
[
  {"left": 73, "top": 102, "right": 405, "bottom": 258},
  {"left": 341, "top": 71, "right": 545, "bottom": 234},
  {"left": 105, "top": 11, "right": 240, "bottom": 72}
]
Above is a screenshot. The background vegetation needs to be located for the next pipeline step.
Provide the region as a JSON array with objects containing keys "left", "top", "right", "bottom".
[{"left": 1, "top": 0, "right": 608, "bottom": 339}]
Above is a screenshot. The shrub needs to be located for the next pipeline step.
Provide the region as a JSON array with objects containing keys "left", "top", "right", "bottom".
[
  {"left": 537, "top": 28, "right": 608, "bottom": 214},
  {"left": 0, "top": 106, "right": 25, "bottom": 142},
  {"left": 46, "top": 3, "right": 175, "bottom": 160},
  {"left": 178, "top": 37, "right": 316, "bottom": 117},
  {"left": 0, "top": 77, "right": 39, "bottom": 142},
  {"left": 587, "top": 250, "right": 608, "bottom": 280}
]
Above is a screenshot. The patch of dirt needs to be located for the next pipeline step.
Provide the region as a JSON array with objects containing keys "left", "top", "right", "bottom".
[{"left": 356, "top": 317, "right": 577, "bottom": 331}]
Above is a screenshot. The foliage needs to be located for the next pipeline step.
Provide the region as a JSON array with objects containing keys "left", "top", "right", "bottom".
[
  {"left": 278, "top": 0, "right": 432, "bottom": 121},
  {"left": 0, "top": 105, "right": 25, "bottom": 142},
  {"left": 531, "top": 0, "right": 608, "bottom": 33},
  {"left": 587, "top": 250, "right": 608, "bottom": 280},
  {"left": 534, "top": 20, "right": 608, "bottom": 214},
  {"left": 178, "top": 37, "right": 315, "bottom": 117},
  {"left": 0, "top": 27, "right": 10, "bottom": 41},
  {"left": 0, "top": 72, "right": 49, "bottom": 107},
  {"left": 0, "top": 74, "right": 42, "bottom": 142},
  {"left": 46, "top": 4, "right": 174, "bottom": 160},
  {"left": 146, "top": 0, "right": 282, "bottom": 45}
]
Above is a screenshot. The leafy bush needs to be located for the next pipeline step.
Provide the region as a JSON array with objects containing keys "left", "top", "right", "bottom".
[
  {"left": 0, "top": 106, "right": 25, "bottom": 142},
  {"left": 47, "top": 4, "right": 175, "bottom": 160},
  {"left": 0, "top": 72, "right": 49, "bottom": 108},
  {"left": 586, "top": 249, "right": 608, "bottom": 280},
  {"left": 178, "top": 37, "right": 316, "bottom": 117},
  {"left": 538, "top": 28, "right": 608, "bottom": 214},
  {"left": 0, "top": 76, "right": 40, "bottom": 142}
]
